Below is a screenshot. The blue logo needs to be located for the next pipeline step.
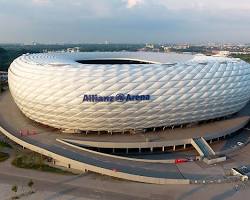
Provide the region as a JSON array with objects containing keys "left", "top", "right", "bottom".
[
  {"left": 82, "top": 94, "right": 150, "bottom": 102},
  {"left": 115, "top": 93, "right": 125, "bottom": 102}
]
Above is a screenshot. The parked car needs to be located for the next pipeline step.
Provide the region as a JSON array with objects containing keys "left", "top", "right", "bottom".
[{"left": 237, "top": 142, "right": 244, "bottom": 146}]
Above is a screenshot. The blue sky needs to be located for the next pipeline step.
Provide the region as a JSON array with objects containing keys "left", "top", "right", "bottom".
[{"left": 1, "top": 0, "right": 250, "bottom": 44}]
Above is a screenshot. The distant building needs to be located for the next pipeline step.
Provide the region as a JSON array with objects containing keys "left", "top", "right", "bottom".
[
  {"left": 212, "top": 50, "right": 230, "bottom": 57},
  {"left": 160, "top": 46, "right": 171, "bottom": 52},
  {"left": 145, "top": 43, "right": 154, "bottom": 49},
  {"left": 43, "top": 47, "right": 80, "bottom": 53},
  {"left": 67, "top": 47, "right": 80, "bottom": 53}
]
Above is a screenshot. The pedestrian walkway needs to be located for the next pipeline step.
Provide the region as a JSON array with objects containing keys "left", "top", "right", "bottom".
[{"left": 191, "top": 137, "right": 215, "bottom": 157}]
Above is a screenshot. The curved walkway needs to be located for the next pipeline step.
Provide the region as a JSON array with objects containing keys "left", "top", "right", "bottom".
[
  {"left": 56, "top": 138, "right": 178, "bottom": 164},
  {"left": 0, "top": 126, "right": 190, "bottom": 184}
]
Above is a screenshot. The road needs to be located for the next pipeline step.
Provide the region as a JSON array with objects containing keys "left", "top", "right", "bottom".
[{"left": 0, "top": 162, "right": 249, "bottom": 200}]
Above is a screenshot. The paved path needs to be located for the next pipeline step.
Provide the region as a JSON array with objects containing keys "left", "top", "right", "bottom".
[{"left": 0, "top": 162, "right": 249, "bottom": 200}]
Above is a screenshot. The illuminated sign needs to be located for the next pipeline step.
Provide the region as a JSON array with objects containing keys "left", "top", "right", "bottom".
[{"left": 82, "top": 94, "right": 150, "bottom": 102}]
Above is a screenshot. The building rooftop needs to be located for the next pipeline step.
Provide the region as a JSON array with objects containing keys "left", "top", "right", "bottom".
[{"left": 20, "top": 52, "right": 240, "bottom": 67}]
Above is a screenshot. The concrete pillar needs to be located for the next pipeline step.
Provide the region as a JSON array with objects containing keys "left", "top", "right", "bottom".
[
  {"left": 162, "top": 146, "right": 165, "bottom": 152},
  {"left": 112, "top": 148, "right": 115, "bottom": 153},
  {"left": 217, "top": 137, "right": 220, "bottom": 141},
  {"left": 173, "top": 145, "right": 176, "bottom": 151},
  {"left": 139, "top": 148, "right": 141, "bottom": 153},
  {"left": 126, "top": 148, "right": 128, "bottom": 154},
  {"left": 184, "top": 144, "right": 186, "bottom": 149},
  {"left": 163, "top": 126, "right": 166, "bottom": 131},
  {"left": 85, "top": 130, "right": 88, "bottom": 135},
  {"left": 153, "top": 128, "right": 156, "bottom": 132},
  {"left": 150, "top": 147, "right": 153, "bottom": 152},
  {"left": 210, "top": 140, "right": 212, "bottom": 144}
]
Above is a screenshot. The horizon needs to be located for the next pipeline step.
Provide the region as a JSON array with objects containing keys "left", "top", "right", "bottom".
[{"left": 1, "top": 42, "right": 250, "bottom": 46}]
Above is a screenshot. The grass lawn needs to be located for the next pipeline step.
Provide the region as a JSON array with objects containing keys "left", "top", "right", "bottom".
[
  {"left": 232, "top": 54, "right": 250, "bottom": 63},
  {"left": 0, "top": 152, "right": 9, "bottom": 162},
  {"left": 12, "top": 153, "right": 75, "bottom": 175},
  {"left": 0, "top": 140, "right": 12, "bottom": 149}
]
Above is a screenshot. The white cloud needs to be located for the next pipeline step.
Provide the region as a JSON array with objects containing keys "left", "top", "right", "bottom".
[
  {"left": 32, "top": 0, "right": 51, "bottom": 6},
  {"left": 152, "top": 0, "right": 250, "bottom": 11},
  {"left": 1, "top": 0, "right": 250, "bottom": 43},
  {"left": 125, "top": 0, "right": 143, "bottom": 8}
]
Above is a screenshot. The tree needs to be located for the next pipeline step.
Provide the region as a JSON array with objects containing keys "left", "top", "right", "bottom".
[
  {"left": 11, "top": 184, "right": 18, "bottom": 199},
  {"left": 0, "top": 79, "right": 2, "bottom": 94},
  {"left": 28, "top": 179, "right": 34, "bottom": 193}
]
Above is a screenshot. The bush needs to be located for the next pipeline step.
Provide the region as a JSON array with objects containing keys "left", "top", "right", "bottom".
[
  {"left": 28, "top": 179, "right": 34, "bottom": 193},
  {"left": 12, "top": 154, "right": 74, "bottom": 175},
  {"left": 232, "top": 54, "right": 250, "bottom": 63},
  {"left": 0, "top": 152, "right": 9, "bottom": 162},
  {"left": 0, "top": 140, "right": 12, "bottom": 148}
]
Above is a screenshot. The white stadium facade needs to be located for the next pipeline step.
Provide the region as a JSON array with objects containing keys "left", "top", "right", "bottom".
[{"left": 8, "top": 52, "right": 250, "bottom": 133}]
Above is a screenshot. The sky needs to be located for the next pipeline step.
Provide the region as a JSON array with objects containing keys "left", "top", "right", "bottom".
[{"left": 0, "top": 0, "right": 250, "bottom": 44}]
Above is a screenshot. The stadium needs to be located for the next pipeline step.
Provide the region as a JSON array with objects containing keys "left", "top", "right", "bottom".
[
  {"left": 2, "top": 51, "right": 250, "bottom": 183},
  {"left": 8, "top": 52, "right": 250, "bottom": 134}
]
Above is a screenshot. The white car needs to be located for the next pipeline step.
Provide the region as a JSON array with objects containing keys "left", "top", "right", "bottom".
[{"left": 237, "top": 142, "right": 244, "bottom": 146}]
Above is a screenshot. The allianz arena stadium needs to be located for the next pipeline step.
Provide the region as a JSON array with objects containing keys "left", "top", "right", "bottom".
[{"left": 8, "top": 52, "right": 250, "bottom": 133}]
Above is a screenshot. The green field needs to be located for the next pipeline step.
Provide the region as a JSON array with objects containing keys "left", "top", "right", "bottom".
[
  {"left": 0, "top": 44, "right": 144, "bottom": 71},
  {"left": 12, "top": 153, "right": 75, "bottom": 175},
  {"left": 0, "top": 140, "right": 12, "bottom": 148},
  {"left": 232, "top": 54, "right": 250, "bottom": 63}
]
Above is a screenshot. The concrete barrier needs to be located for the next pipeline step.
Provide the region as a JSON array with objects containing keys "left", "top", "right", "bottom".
[
  {"left": 57, "top": 138, "right": 177, "bottom": 164},
  {"left": 62, "top": 138, "right": 191, "bottom": 149},
  {"left": 0, "top": 126, "right": 190, "bottom": 185},
  {"left": 203, "top": 156, "right": 227, "bottom": 165},
  {"left": 231, "top": 168, "right": 248, "bottom": 181}
]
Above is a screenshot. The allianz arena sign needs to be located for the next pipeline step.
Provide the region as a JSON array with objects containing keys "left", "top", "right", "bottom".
[{"left": 82, "top": 94, "right": 150, "bottom": 102}]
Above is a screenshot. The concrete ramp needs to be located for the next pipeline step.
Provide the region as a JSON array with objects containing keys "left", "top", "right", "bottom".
[{"left": 191, "top": 137, "right": 215, "bottom": 157}]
